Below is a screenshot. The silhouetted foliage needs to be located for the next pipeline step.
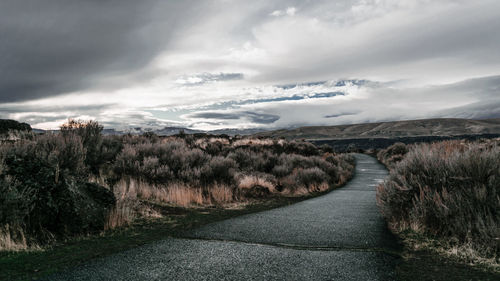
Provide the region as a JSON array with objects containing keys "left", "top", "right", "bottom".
[{"left": 0, "top": 119, "right": 32, "bottom": 135}]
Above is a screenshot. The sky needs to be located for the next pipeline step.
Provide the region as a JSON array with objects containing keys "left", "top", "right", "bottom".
[{"left": 1, "top": 0, "right": 499, "bottom": 130}]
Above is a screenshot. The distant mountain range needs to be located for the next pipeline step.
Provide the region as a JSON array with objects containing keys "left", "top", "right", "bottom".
[
  {"left": 5, "top": 117, "right": 500, "bottom": 139},
  {"left": 0, "top": 118, "right": 266, "bottom": 136},
  {"left": 255, "top": 118, "right": 500, "bottom": 140},
  {"left": 100, "top": 127, "right": 267, "bottom": 136}
]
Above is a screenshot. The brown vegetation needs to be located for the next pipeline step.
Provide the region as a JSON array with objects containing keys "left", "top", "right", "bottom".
[
  {"left": 0, "top": 120, "right": 355, "bottom": 251},
  {"left": 376, "top": 139, "right": 500, "bottom": 268}
]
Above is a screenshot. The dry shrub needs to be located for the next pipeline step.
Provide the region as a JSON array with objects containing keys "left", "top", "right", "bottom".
[
  {"left": 308, "top": 182, "right": 330, "bottom": 193},
  {"left": 2, "top": 125, "right": 357, "bottom": 246},
  {"left": 377, "top": 140, "right": 500, "bottom": 262},
  {"left": 377, "top": 142, "right": 409, "bottom": 168}
]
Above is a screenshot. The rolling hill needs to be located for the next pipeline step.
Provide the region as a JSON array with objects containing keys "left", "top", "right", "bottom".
[{"left": 255, "top": 118, "right": 500, "bottom": 140}]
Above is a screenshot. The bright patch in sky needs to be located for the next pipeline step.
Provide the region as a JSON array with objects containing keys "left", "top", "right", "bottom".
[{"left": 0, "top": 0, "right": 499, "bottom": 130}]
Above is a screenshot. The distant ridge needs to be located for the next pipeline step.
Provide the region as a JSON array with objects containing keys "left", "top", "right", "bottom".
[
  {"left": 255, "top": 118, "right": 500, "bottom": 140},
  {"left": 32, "top": 126, "right": 269, "bottom": 137}
]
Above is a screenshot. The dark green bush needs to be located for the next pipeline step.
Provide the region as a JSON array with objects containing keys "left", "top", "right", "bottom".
[{"left": 0, "top": 119, "right": 31, "bottom": 135}]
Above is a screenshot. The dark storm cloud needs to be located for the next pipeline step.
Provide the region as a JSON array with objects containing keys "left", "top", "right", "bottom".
[
  {"left": 244, "top": 111, "right": 280, "bottom": 124},
  {"left": 189, "top": 111, "right": 280, "bottom": 124},
  {"left": 189, "top": 112, "right": 241, "bottom": 120},
  {"left": 0, "top": 0, "right": 195, "bottom": 102},
  {"left": 0, "top": 104, "right": 114, "bottom": 114}
]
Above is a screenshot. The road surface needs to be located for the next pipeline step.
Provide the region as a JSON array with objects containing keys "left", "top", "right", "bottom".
[{"left": 46, "top": 154, "right": 400, "bottom": 281}]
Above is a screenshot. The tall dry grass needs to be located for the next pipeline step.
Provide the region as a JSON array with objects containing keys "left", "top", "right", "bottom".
[
  {"left": 238, "top": 175, "right": 276, "bottom": 193},
  {"left": 105, "top": 202, "right": 135, "bottom": 230},
  {"left": 0, "top": 224, "right": 28, "bottom": 251}
]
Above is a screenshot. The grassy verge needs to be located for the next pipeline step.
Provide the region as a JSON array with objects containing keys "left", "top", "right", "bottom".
[
  {"left": 0, "top": 195, "right": 315, "bottom": 281},
  {"left": 397, "top": 252, "right": 499, "bottom": 281},
  {"left": 396, "top": 236, "right": 499, "bottom": 281}
]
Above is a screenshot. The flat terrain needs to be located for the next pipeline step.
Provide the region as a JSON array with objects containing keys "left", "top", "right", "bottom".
[
  {"left": 256, "top": 118, "right": 500, "bottom": 140},
  {"left": 45, "top": 154, "right": 401, "bottom": 281}
]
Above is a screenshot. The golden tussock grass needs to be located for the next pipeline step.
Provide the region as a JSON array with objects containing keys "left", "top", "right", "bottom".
[
  {"left": 0, "top": 224, "right": 29, "bottom": 251},
  {"left": 209, "top": 184, "right": 234, "bottom": 204},
  {"left": 113, "top": 178, "right": 207, "bottom": 207},
  {"left": 105, "top": 201, "right": 135, "bottom": 230},
  {"left": 238, "top": 175, "right": 275, "bottom": 193}
]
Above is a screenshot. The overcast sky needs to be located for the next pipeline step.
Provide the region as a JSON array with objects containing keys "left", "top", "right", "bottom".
[{"left": 1, "top": 0, "right": 499, "bottom": 130}]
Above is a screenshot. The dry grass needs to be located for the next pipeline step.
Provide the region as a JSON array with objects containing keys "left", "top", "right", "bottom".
[
  {"left": 106, "top": 179, "right": 210, "bottom": 229},
  {"left": 209, "top": 184, "right": 234, "bottom": 204},
  {"left": 165, "top": 184, "right": 205, "bottom": 207},
  {"left": 232, "top": 138, "right": 276, "bottom": 147},
  {"left": 401, "top": 231, "right": 500, "bottom": 272},
  {"left": 0, "top": 224, "right": 28, "bottom": 251},
  {"left": 105, "top": 201, "right": 135, "bottom": 230},
  {"left": 238, "top": 175, "right": 276, "bottom": 193},
  {"left": 113, "top": 178, "right": 208, "bottom": 207}
]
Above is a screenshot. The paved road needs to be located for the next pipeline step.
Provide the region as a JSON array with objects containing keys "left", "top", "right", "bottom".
[{"left": 47, "top": 154, "right": 400, "bottom": 281}]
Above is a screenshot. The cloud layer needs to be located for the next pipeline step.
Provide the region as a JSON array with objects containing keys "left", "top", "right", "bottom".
[{"left": 1, "top": 0, "right": 499, "bottom": 130}]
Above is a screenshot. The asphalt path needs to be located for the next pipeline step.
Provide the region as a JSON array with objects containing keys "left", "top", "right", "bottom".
[{"left": 46, "top": 154, "right": 400, "bottom": 281}]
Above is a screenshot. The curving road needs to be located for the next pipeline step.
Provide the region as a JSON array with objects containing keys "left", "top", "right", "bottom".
[{"left": 46, "top": 154, "right": 400, "bottom": 281}]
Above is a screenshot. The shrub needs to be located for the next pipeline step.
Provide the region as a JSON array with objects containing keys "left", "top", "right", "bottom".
[
  {"left": 0, "top": 134, "right": 115, "bottom": 248},
  {"left": 377, "top": 140, "right": 500, "bottom": 259},
  {"left": 200, "top": 156, "right": 237, "bottom": 186},
  {"left": 295, "top": 167, "right": 329, "bottom": 187},
  {"left": 60, "top": 119, "right": 104, "bottom": 174},
  {"left": 1, "top": 122, "right": 357, "bottom": 248},
  {"left": 377, "top": 142, "right": 409, "bottom": 168}
]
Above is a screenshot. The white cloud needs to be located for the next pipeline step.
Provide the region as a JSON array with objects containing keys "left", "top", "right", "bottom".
[
  {"left": 270, "top": 6, "right": 297, "bottom": 17},
  {"left": 270, "top": 10, "right": 284, "bottom": 17},
  {"left": 1, "top": 0, "right": 499, "bottom": 130},
  {"left": 286, "top": 7, "right": 297, "bottom": 16}
]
